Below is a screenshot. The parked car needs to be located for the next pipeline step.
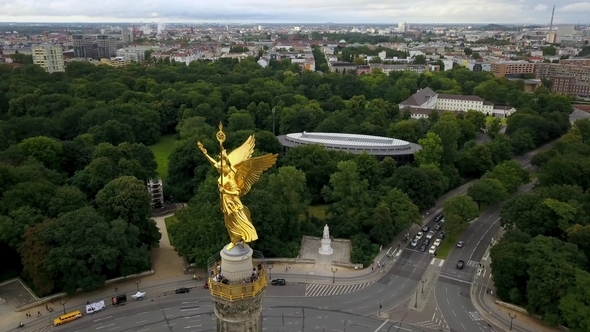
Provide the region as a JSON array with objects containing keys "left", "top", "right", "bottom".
[
  {"left": 426, "top": 230, "right": 435, "bottom": 239},
  {"left": 419, "top": 244, "right": 427, "bottom": 252},
  {"left": 422, "top": 225, "right": 430, "bottom": 232},
  {"left": 433, "top": 224, "right": 441, "bottom": 231},
  {"left": 271, "top": 279, "right": 286, "bottom": 286},
  {"left": 457, "top": 260, "right": 465, "bottom": 269},
  {"left": 438, "top": 231, "right": 445, "bottom": 239},
  {"left": 434, "top": 214, "right": 444, "bottom": 222},
  {"left": 411, "top": 239, "right": 419, "bottom": 247},
  {"left": 415, "top": 231, "right": 424, "bottom": 240},
  {"left": 457, "top": 241, "right": 465, "bottom": 248},
  {"left": 423, "top": 238, "right": 430, "bottom": 246},
  {"left": 175, "top": 287, "right": 190, "bottom": 294},
  {"left": 433, "top": 238, "right": 442, "bottom": 247},
  {"left": 428, "top": 245, "right": 437, "bottom": 254}
]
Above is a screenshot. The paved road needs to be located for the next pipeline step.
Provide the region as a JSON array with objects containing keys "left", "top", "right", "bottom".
[{"left": 45, "top": 294, "right": 439, "bottom": 332}]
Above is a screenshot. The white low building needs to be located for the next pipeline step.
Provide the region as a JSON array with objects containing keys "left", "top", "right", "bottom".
[{"left": 400, "top": 87, "right": 515, "bottom": 118}]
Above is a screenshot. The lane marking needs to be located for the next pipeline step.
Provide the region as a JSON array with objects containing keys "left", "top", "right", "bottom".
[
  {"left": 96, "top": 323, "right": 115, "bottom": 330},
  {"left": 94, "top": 316, "right": 113, "bottom": 322},
  {"left": 374, "top": 319, "right": 390, "bottom": 332}
]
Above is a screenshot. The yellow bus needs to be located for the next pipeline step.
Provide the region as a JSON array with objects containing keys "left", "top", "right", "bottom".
[{"left": 53, "top": 310, "right": 82, "bottom": 326}]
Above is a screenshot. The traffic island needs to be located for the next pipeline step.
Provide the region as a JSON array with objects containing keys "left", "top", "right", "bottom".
[{"left": 409, "top": 267, "right": 439, "bottom": 312}]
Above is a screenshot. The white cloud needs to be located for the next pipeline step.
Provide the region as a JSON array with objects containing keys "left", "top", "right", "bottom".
[
  {"left": 534, "top": 4, "right": 548, "bottom": 11},
  {"left": 560, "top": 2, "right": 590, "bottom": 12},
  {"left": 0, "top": 0, "right": 583, "bottom": 23}
]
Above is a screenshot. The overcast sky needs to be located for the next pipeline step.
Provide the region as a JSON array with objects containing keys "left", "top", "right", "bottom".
[{"left": 0, "top": 0, "right": 588, "bottom": 24}]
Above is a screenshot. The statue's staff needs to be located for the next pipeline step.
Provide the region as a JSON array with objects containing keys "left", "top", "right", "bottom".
[{"left": 215, "top": 122, "right": 226, "bottom": 212}]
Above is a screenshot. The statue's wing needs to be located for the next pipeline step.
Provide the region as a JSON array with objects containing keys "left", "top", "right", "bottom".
[
  {"left": 227, "top": 135, "right": 255, "bottom": 167},
  {"left": 234, "top": 154, "right": 278, "bottom": 196}
]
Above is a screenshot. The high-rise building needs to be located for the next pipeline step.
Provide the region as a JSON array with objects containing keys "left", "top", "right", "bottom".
[
  {"left": 121, "top": 28, "right": 134, "bottom": 43},
  {"left": 398, "top": 22, "right": 410, "bottom": 32},
  {"left": 73, "top": 34, "right": 96, "bottom": 58},
  {"left": 97, "top": 35, "right": 118, "bottom": 59},
  {"left": 32, "top": 44, "right": 65, "bottom": 73}
]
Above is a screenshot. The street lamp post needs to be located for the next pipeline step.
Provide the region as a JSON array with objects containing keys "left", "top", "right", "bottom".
[
  {"left": 268, "top": 265, "right": 273, "bottom": 279},
  {"left": 508, "top": 312, "right": 517, "bottom": 330},
  {"left": 59, "top": 300, "right": 67, "bottom": 315},
  {"left": 134, "top": 280, "right": 141, "bottom": 292},
  {"left": 421, "top": 278, "right": 427, "bottom": 294},
  {"left": 331, "top": 268, "right": 337, "bottom": 284},
  {"left": 378, "top": 301, "right": 382, "bottom": 315},
  {"left": 272, "top": 107, "right": 276, "bottom": 136},
  {"left": 414, "top": 288, "right": 418, "bottom": 308}
]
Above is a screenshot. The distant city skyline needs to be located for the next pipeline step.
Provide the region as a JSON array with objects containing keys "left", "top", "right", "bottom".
[{"left": 0, "top": 0, "right": 588, "bottom": 25}]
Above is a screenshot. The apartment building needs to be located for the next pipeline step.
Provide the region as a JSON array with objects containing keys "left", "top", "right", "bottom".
[
  {"left": 551, "top": 76, "right": 590, "bottom": 97},
  {"left": 559, "top": 58, "right": 590, "bottom": 67},
  {"left": 535, "top": 63, "right": 590, "bottom": 84},
  {"left": 491, "top": 61, "right": 535, "bottom": 78},
  {"left": 72, "top": 34, "right": 96, "bottom": 58},
  {"left": 369, "top": 63, "right": 429, "bottom": 74},
  {"left": 97, "top": 35, "right": 118, "bottom": 59},
  {"left": 116, "top": 49, "right": 145, "bottom": 62},
  {"left": 32, "top": 44, "right": 65, "bottom": 73}
]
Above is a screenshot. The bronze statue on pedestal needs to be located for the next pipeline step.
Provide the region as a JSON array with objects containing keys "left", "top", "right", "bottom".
[{"left": 198, "top": 123, "right": 277, "bottom": 250}]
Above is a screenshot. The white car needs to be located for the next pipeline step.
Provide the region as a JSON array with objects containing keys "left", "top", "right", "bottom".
[
  {"left": 428, "top": 245, "right": 437, "bottom": 254},
  {"left": 131, "top": 291, "right": 146, "bottom": 300},
  {"left": 415, "top": 231, "right": 424, "bottom": 240},
  {"left": 411, "top": 239, "right": 419, "bottom": 247},
  {"left": 426, "top": 230, "right": 435, "bottom": 239},
  {"left": 434, "top": 238, "right": 442, "bottom": 247}
]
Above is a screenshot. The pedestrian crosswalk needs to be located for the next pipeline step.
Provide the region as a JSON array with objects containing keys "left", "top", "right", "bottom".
[
  {"left": 414, "top": 308, "right": 448, "bottom": 330},
  {"left": 469, "top": 311, "right": 483, "bottom": 321},
  {"left": 467, "top": 260, "right": 480, "bottom": 267},
  {"left": 305, "top": 281, "right": 374, "bottom": 297},
  {"left": 31, "top": 325, "right": 53, "bottom": 332}
]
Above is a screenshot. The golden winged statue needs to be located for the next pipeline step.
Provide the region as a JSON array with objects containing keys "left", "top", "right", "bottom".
[{"left": 198, "top": 123, "right": 278, "bottom": 250}]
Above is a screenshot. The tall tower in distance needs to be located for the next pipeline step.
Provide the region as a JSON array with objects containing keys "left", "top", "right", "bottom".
[{"left": 547, "top": 5, "right": 556, "bottom": 44}]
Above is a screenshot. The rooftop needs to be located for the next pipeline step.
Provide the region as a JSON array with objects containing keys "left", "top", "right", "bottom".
[{"left": 278, "top": 132, "right": 421, "bottom": 156}]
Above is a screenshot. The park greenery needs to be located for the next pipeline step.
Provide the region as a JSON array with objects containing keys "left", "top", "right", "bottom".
[
  {"left": 489, "top": 119, "right": 590, "bottom": 331},
  {"left": 0, "top": 56, "right": 573, "bottom": 296}
]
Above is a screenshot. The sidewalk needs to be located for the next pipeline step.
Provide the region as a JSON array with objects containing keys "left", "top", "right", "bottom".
[{"left": 472, "top": 247, "right": 562, "bottom": 332}]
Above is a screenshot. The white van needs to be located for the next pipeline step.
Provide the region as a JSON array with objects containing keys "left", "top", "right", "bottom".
[{"left": 86, "top": 300, "right": 105, "bottom": 314}]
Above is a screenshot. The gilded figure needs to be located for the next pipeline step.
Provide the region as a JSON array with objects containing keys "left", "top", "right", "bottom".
[{"left": 198, "top": 123, "right": 278, "bottom": 250}]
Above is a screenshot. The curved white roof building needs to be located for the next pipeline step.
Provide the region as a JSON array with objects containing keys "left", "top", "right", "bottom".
[{"left": 277, "top": 132, "right": 421, "bottom": 163}]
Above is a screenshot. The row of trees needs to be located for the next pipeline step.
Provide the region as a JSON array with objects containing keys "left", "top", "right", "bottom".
[{"left": 490, "top": 119, "right": 590, "bottom": 331}]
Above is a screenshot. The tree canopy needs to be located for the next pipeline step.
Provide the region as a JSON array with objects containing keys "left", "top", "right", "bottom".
[{"left": 0, "top": 57, "right": 573, "bottom": 294}]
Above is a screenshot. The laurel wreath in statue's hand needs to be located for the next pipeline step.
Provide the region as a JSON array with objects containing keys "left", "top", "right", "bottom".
[{"left": 197, "top": 142, "right": 207, "bottom": 154}]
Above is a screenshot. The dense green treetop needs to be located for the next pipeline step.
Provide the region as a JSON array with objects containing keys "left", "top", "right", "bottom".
[{"left": 0, "top": 58, "right": 574, "bottom": 292}]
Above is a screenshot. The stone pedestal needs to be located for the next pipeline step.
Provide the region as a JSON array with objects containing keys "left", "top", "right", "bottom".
[
  {"left": 213, "top": 289, "right": 265, "bottom": 332},
  {"left": 318, "top": 238, "right": 333, "bottom": 256},
  {"left": 211, "top": 243, "right": 265, "bottom": 332},
  {"left": 220, "top": 244, "right": 254, "bottom": 283}
]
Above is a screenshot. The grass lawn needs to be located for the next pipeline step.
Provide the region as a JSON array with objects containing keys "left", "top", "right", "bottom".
[
  {"left": 486, "top": 116, "right": 507, "bottom": 126},
  {"left": 164, "top": 215, "right": 178, "bottom": 244},
  {"left": 308, "top": 205, "right": 329, "bottom": 220},
  {"left": 435, "top": 224, "right": 469, "bottom": 259},
  {"left": 149, "top": 135, "right": 176, "bottom": 180}
]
